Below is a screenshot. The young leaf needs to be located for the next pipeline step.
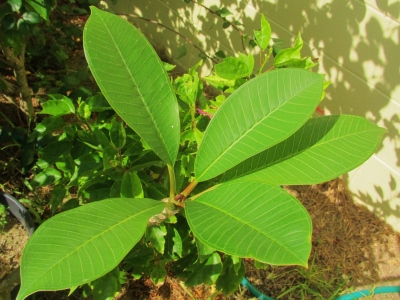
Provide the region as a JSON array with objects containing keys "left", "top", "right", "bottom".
[
  {"left": 194, "top": 69, "right": 324, "bottom": 182},
  {"left": 216, "top": 7, "right": 232, "bottom": 18},
  {"left": 214, "top": 53, "right": 253, "bottom": 80},
  {"left": 253, "top": 14, "right": 271, "bottom": 50},
  {"left": 109, "top": 118, "right": 126, "bottom": 150},
  {"left": 38, "top": 95, "right": 75, "bottom": 116},
  {"left": 17, "top": 198, "right": 164, "bottom": 300},
  {"left": 84, "top": 7, "right": 179, "bottom": 165},
  {"left": 221, "top": 115, "right": 386, "bottom": 185},
  {"left": 185, "top": 181, "right": 312, "bottom": 266}
]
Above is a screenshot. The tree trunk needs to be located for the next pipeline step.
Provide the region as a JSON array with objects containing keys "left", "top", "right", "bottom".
[{"left": 1, "top": 43, "right": 35, "bottom": 128}]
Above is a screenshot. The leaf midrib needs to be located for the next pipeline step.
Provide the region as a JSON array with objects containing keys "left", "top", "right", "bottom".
[
  {"left": 92, "top": 11, "right": 171, "bottom": 164},
  {"left": 197, "top": 77, "right": 320, "bottom": 181},
  {"left": 193, "top": 190, "right": 309, "bottom": 261},
  {"left": 22, "top": 202, "right": 162, "bottom": 292},
  {"left": 229, "top": 121, "right": 382, "bottom": 180}
]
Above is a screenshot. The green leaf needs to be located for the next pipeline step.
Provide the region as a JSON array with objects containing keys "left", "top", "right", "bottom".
[
  {"left": 25, "top": 0, "right": 56, "bottom": 21},
  {"left": 109, "top": 118, "right": 126, "bottom": 149},
  {"left": 222, "top": 115, "right": 386, "bottom": 185},
  {"left": 84, "top": 7, "right": 179, "bottom": 165},
  {"left": 194, "top": 69, "right": 324, "bottom": 182},
  {"left": 91, "top": 267, "right": 120, "bottom": 300},
  {"left": 185, "top": 252, "right": 222, "bottom": 286},
  {"left": 55, "top": 154, "right": 75, "bottom": 175},
  {"left": 146, "top": 225, "right": 167, "bottom": 254},
  {"left": 103, "top": 145, "right": 117, "bottom": 170},
  {"left": 195, "top": 238, "right": 215, "bottom": 263},
  {"left": 78, "top": 101, "right": 91, "bottom": 120},
  {"left": 17, "top": 198, "right": 164, "bottom": 300},
  {"left": 274, "top": 32, "right": 303, "bottom": 68},
  {"left": 31, "top": 168, "right": 62, "bottom": 187},
  {"left": 37, "top": 140, "right": 72, "bottom": 169},
  {"left": 38, "top": 95, "right": 75, "bottom": 116},
  {"left": 88, "top": 94, "right": 112, "bottom": 112},
  {"left": 34, "top": 116, "right": 65, "bottom": 135},
  {"left": 203, "top": 74, "right": 235, "bottom": 89},
  {"left": 22, "top": 12, "right": 41, "bottom": 24},
  {"left": 253, "top": 14, "right": 271, "bottom": 50},
  {"left": 216, "top": 256, "right": 245, "bottom": 295},
  {"left": 164, "top": 225, "right": 182, "bottom": 260},
  {"left": 1, "top": 28, "right": 25, "bottom": 55},
  {"left": 150, "top": 262, "right": 167, "bottom": 285},
  {"left": 176, "top": 45, "right": 187, "bottom": 59},
  {"left": 50, "top": 184, "right": 67, "bottom": 214},
  {"left": 7, "top": 0, "right": 22, "bottom": 11},
  {"left": 222, "top": 21, "right": 230, "bottom": 29},
  {"left": 124, "top": 242, "right": 154, "bottom": 279},
  {"left": 174, "top": 73, "right": 199, "bottom": 106},
  {"left": 185, "top": 181, "right": 312, "bottom": 266},
  {"left": 120, "top": 171, "right": 144, "bottom": 198},
  {"left": 2, "top": 14, "right": 16, "bottom": 31},
  {"left": 216, "top": 7, "right": 232, "bottom": 18},
  {"left": 214, "top": 54, "right": 253, "bottom": 80}
]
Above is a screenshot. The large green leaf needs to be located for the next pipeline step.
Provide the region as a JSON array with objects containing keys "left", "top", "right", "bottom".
[
  {"left": 194, "top": 69, "right": 323, "bottom": 182},
  {"left": 185, "top": 181, "right": 312, "bottom": 266},
  {"left": 83, "top": 7, "right": 179, "bottom": 165},
  {"left": 17, "top": 198, "right": 164, "bottom": 300},
  {"left": 221, "top": 115, "right": 386, "bottom": 185}
]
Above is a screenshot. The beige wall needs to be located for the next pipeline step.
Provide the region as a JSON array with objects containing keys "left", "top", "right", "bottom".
[{"left": 103, "top": 0, "right": 400, "bottom": 231}]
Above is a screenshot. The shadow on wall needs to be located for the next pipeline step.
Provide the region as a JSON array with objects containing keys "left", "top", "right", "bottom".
[{"left": 103, "top": 0, "right": 400, "bottom": 226}]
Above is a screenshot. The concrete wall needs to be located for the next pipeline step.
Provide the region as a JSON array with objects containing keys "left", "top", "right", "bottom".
[{"left": 103, "top": 0, "right": 400, "bottom": 231}]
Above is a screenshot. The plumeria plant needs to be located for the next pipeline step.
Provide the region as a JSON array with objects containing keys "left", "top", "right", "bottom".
[{"left": 16, "top": 7, "right": 385, "bottom": 299}]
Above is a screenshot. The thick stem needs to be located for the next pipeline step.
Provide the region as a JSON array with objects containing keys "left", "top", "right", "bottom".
[
  {"left": 174, "top": 179, "right": 198, "bottom": 202},
  {"left": 1, "top": 43, "right": 35, "bottom": 127}
]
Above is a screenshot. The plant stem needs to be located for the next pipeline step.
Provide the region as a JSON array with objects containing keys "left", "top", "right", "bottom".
[
  {"left": 167, "top": 164, "right": 176, "bottom": 197},
  {"left": 1, "top": 43, "right": 35, "bottom": 129},
  {"left": 175, "top": 179, "right": 198, "bottom": 201}
]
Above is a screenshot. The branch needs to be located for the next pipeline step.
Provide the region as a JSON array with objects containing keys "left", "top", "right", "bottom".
[
  {"left": 1, "top": 43, "right": 35, "bottom": 127},
  {"left": 190, "top": 0, "right": 249, "bottom": 54}
]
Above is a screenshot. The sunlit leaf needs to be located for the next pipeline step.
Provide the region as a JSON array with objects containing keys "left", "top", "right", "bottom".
[
  {"left": 185, "top": 181, "right": 312, "bottom": 266},
  {"left": 195, "top": 69, "right": 323, "bottom": 182},
  {"left": 38, "top": 95, "right": 75, "bottom": 116},
  {"left": 17, "top": 198, "right": 164, "bottom": 300},
  {"left": 84, "top": 7, "right": 179, "bottom": 165},
  {"left": 254, "top": 14, "right": 271, "bottom": 50},
  {"left": 222, "top": 115, "right": 386, "bottom": 185}
]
